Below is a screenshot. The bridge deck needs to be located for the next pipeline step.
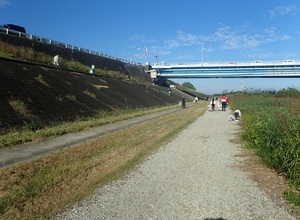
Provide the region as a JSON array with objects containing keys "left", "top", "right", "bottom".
[{"left": 151, "top": 60, "right": 300, "bottom": 78}]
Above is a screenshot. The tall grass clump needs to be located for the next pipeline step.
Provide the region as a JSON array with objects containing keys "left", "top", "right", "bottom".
[
  {"left": 59, "top": 59, "right": 90, "bottom": 72},
  {"left": 0, "top": 41, "right": 89, "bottom": 71},
  {"left": 230, "top": 90, "right": 300, "bottom": 192}
]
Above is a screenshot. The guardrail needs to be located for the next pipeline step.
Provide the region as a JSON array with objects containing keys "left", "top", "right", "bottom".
[
  {"left": 153, "top": 60, "right": 300, "bottom": 68},
  {"left": 0, "top": 27, "right": 142, "bottom": 66}
]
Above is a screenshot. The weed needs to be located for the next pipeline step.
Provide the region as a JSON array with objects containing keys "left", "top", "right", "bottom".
[
  {"left": 284, "top": 190, "right": 300, "bottom": 208},
  {"left": 65, "top": 94, "right": 76, "bottom": 101},
  {"left": 9, "top": 99, "right": 30, "bottom": 116},
  {"left": 24, "top": 121, "right": 41, "bottom": 132},
  {"left": 90, "top": 83, "right": 109, "bottom": 89},
  {"left": 35, "top": 74, "right": 48, "bottom": 86},
  {"left": 230, "top": 92, "right": 300, "bottom": 192},
  {"left": 60, "top": 59, "right": 90, "bottom": 72},
  {"left": 56, "top": 95, "right": 64, "bottom": 102},
  {"left": 96, "top": 69, "right": 124, "bottom": 79},
  {"left": 83, "top": 90, "right": 96, "bottom": 99}
]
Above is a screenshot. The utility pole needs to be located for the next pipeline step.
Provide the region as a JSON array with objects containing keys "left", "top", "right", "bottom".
[{"left": 201, "top": 43, "right": 204, "bottom": 65}]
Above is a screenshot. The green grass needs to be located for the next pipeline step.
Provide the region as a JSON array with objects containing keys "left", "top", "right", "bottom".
[
  {"left": 284, "top": 190, "right": 300, "bottom": 207},
  {"left": 0, "top": 104, "right": 207, "bottom": 219},
  {"left": 229, "top": 89, "right": 300, "bottom": 208},
  {"left": 0, "top": 41, "right": 126, "bottom": 78},
  {"left": 65, "top": 94, "right": 77, "bottom": 101},
  {"left": 8, "top": 99, "right": 30, "bottom": 115},
  {"left": 0, "top": 106, "right": 178, "bottom": 147}
]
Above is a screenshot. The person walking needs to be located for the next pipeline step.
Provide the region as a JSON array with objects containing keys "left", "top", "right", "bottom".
[
  {"left": 210, "top": 97, "right": 215, "bottom": 111},
  {"left": 181, "top": 97, "right": 186, "bottom": 109},
  {"left": 220, "top": 94, "right": 228, "bottom": 111}
]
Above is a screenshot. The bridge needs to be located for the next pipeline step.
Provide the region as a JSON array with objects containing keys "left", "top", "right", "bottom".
[{"left": 149, "top": 60, "right": 300, "bottom": 79}]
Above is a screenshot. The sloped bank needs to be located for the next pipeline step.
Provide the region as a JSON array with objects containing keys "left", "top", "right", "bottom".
[{"left": 0, "top": 58, "right": 186, "bottom": 130}]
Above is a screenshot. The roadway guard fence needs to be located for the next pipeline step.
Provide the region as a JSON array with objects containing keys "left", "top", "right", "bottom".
[{"left": 0, "top": 27, "right": 140, "bottom": 66}]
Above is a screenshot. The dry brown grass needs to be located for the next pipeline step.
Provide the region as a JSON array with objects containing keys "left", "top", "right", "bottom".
[{"left": 0, "top": 103, "right": 207, "bottom": 219}]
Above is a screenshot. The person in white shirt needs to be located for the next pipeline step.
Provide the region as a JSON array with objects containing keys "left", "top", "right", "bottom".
[
  {"left": 53, "top": 55, "right": 59, "bottom": 67},
  {"left": 234, "top": 109, "right": 242, "bottom": 120}
]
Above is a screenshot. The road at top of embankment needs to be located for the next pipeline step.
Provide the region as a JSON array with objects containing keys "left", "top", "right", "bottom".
[{"left": 56, "top": 108, "right": 297, "bottom": 219}]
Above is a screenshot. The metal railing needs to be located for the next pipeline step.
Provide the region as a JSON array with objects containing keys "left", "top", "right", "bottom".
[
  {"left": 0, "top": 27, "right": 142, "bottom": 66},
  {"left": 152, "top": 59, "right": 300, "bottom": 68}
]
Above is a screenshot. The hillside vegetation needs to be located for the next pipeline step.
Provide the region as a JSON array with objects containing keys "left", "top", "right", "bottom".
[
  {"left": 229, "top": 88, "right": 300, "bottom": 208},
  {"left": 0, "top": 39, "right": 140, "bottom": 81},
  {"left": 0, "top": 36, "right": 205, "bottom": 148}
]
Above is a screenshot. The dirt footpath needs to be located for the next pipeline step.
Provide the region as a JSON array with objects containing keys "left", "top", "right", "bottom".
[{"left": 56, "top": 109, "right": 298, "bottom": 220}]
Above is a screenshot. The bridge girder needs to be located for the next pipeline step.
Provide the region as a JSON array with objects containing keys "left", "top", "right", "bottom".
[{"left": 151, "top": 62, "right": 300, "bottom": 79}]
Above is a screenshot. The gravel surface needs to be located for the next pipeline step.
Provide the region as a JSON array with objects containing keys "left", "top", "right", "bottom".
[{"left": 56, "top": 109, "right": 296, "bottom": 220}]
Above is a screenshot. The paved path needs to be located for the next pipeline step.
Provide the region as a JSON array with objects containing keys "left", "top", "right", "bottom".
[{"left": 0, "top": 108, "right": 180, "bottom": 168}]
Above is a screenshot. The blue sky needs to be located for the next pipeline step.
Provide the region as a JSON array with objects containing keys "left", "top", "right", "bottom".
[{"left": 1, "top": 0, "right": 300, "bottom": 94}]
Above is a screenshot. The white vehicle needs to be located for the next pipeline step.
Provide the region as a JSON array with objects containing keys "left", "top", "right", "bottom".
[
  {"left": 283, "top": 60, "right": 295, "bottom": 64},
  {"left": 252, "top": 61, "right": 262, "bottom": 64}
]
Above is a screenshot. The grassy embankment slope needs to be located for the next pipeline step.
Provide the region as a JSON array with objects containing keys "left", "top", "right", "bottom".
[{"left": 0, "top": 36, "right": 200, "bottom": 147}]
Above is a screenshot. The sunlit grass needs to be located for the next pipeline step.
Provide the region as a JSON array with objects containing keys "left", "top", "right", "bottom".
[
  {"left": 0, "top": 41, "right": 127, "bottom": 78},
  {"left": 0, "top": 103, "right": 207, "bottom": 219},
  {"left": 0, "top": 106, "right": 178, "bottom": 147},
  {"left": 230, "top": 89, "right": 300, "bottom": 208}
]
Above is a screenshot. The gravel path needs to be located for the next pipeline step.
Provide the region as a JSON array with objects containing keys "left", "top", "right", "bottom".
[{"left": 56, "top": 109, "right": 296, "bottom": 220}]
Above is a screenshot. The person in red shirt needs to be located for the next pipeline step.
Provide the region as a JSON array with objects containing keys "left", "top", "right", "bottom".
[{"left": 220, "top": 95, "right": 228, "bottom": 111}]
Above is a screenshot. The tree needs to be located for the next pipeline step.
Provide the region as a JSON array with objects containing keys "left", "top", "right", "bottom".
[{"left": 182, "top": 82, "right": 196, "bottom": 90}]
